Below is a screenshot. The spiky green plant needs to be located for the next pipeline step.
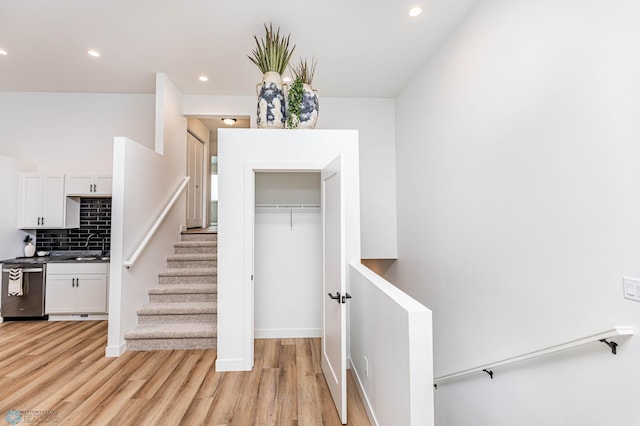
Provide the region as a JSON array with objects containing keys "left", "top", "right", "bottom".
[
  {"left": 248, "top": 23, "right": 296, "bottom": 75},
  {"left": 289, "top": 57, "right": 317, "bottom": 84},
  {"left": 286, "top": 77, "right": 304, "bottom": 129}
]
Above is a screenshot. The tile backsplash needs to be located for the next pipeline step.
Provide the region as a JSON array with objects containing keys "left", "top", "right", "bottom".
[{"left": 36, "top": 198, "right": 111, "bottom": 254}]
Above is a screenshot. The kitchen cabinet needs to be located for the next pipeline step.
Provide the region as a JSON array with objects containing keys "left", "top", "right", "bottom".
[
  {"left": 19, "top": 174, "right": 79, "bottom": 229},
  {"left": 46, "top": 263, "right": 108, "bottom": 314},
  {"left": 65, "top": 175, "right": 112, "bottom": 196}
]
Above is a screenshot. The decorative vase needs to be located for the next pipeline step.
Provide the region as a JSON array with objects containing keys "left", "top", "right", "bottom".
[
  {"left": 297, "top": 83, "right": 319, "bottom": 129},
  {"left": 256, "top": 71, "right": 285, "bottom": 129},
  {"left": 24, "top": 242, "right": 35, "bottom": 257}
]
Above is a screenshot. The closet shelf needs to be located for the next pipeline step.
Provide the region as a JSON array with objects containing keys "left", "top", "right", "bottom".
[{"left": 255, "top": 204, "right": 320, "bottom": 210}]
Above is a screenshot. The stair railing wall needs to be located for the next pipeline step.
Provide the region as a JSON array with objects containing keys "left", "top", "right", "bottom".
[{"left": 123, "top": 176, "right": 190, "bottom": 269}]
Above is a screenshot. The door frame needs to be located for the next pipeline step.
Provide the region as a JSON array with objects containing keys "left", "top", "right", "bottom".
[
  {"left": 214, "top": 130, "right": 361, "bottom": 374},
  {"left": 244, "top": 161, "right": 327, "bottom": 367},
  {"left": 186, "top": 129, "right": 208, "bottom": 228}
]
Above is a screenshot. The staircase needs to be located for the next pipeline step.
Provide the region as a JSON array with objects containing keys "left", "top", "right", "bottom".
[{"left": 124, "top": 230, "right": 217, "bottom": 351}]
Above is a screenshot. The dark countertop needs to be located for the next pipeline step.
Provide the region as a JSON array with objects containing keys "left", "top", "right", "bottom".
[{"left": 1, "top": 250, "right": 110, "bottom": 265}]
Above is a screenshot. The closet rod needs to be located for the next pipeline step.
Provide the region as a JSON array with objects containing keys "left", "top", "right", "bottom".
[{"left": 255, "top": 204, "right": 320, "bottom": 209}]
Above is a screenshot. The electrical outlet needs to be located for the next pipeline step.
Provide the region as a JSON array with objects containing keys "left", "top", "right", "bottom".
[
  {"left": 623, "top": 277, "right": 640, "bottom": 302},
  {"left": 364, "top": 357, "right": 369, "bottom": 377}
]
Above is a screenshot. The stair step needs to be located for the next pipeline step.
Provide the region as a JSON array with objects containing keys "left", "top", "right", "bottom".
[
  {"left": 127, "top": 338, "right": 216, "bottom": 351},
  {"left": 124, "top": 323, "right": 217, "bottom": 351},
  {"left": 137, "top": 301, "right": 217, "bottom": 324},
  {"left": 137, "top": 301, "right": 216, "bottom": 315},
  {"left": 167, "top": 253, "right": 217, "bottom": 261},
  {"left": 125, "top": 323, "right": 216, "bottom": 339},
  {"left": 174, "top": 241, "right": 217, "bottom": 254},
  {"left": 181, "top": 233, "right": 217, "bottom": 242},
  {"left": 148, "top": 284, "right": 217, "bottom": 295},
  {"left": 166, "top": 253, "right": 217, "bottom": 268},
  {"left": 148, "top": 284, "right": 217, "bottom": 303},
  {"left": 158, "top": 267, "right": 217, "bottom": 284}
]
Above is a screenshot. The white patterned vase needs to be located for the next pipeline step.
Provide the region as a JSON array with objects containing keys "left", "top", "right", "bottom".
[
  {"left": 297, "top": 83, "right": 319, "bottom": 129},
  {"left": 24, "top": 242, "right": 35, "bottom": 257},
  {"left": 256, "top": 71, "right": 285, "bottom": 129}
]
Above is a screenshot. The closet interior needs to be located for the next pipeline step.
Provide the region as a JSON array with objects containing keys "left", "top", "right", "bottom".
[{"left": 254, "top": 171, "right": 323, "bottom": 338}]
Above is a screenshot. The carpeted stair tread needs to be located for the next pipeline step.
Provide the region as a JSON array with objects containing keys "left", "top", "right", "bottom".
[
  {"left": 124, "top": 323, "right": 216, "bottom": 340},
  {"left": 158, "top": 267, "right": 217, "bottom": 277},
  {"left": 181, "top": 233, "right": 217, "bottom": 242},
  {"left": 137, "top": 301, "right": 217, "bottom": 315},
  {"left": 166, "top": 253, "right": 217, "bottom": 261},
  {"left": 148, "top": 284, "right": 216, "bottom": 294},
  {"left": 174, "top": 241, "right": 217, "bottom": 248}
]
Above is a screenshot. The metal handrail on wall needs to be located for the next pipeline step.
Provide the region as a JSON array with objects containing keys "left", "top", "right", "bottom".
[
  {"left": 123, "top": 176, "right": 190, "bottom": 269},
  {"left": 434, "top": 326, "right": 634, "bottom": 385}
]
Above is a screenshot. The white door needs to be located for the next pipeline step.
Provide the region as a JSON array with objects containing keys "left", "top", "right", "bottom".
[
  {"left": 321, "top": 155, "right": 347, "bottom": 424},
  {"left": 186, "top": 132, "right": 204, "bottom": 228}
]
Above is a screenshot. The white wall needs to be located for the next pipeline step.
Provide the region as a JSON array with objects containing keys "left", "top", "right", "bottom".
[
  {"left": 350, "top": 263, "right": 433, "bottom": 426},
  {"left": 107, "top": 74, "right": 187, "bottom": 356},
  {"left": 0, "top": 92, "right": 154, "bottom": 173},
  {"left": 0, "top": 157, "right": 37, "bottom": 260},
  {"left": 255, "top": 172, "right": 320, "bottom": 205},
  {"left": 390, "top": 2, "right": 640, "bottom": 425},
  {"left": 184, "top": 95, "right": 397, "bottom": 259},
  {"left": 254, "top": 209, "right": 322, "bottom": 337}
]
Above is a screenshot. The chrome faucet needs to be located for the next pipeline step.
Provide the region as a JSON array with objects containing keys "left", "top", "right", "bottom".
[
  {"left": 85, "top": 233, "right": 107, "bottom": 256},
  {"left": 84, "top": 233, "right": 97, "bottom": 248}
]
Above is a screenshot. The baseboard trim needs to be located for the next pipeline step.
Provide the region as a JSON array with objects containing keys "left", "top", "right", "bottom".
[
  {"left": 215, "top": 357, "right": 251, "bottom": 372},
  {"left": 254, "top": 328, "right": 322, "bottom": 339},
  {"left": 349, "top": 357, "right": 379, "bottom": 426},
  {"left": 105, "top": 341, "right": 127, "bottom": 358},
  {"left": 48, "top": 314, "right": 108, "bottom": 321}
]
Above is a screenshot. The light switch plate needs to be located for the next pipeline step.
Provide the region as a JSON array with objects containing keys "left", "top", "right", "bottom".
[{"left": 623, "top": 277, "right": 640, "bottom": 302}]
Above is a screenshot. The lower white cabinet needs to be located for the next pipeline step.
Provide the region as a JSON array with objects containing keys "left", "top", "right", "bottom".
[{"left": 46, "top": 263, "right": 108, "bottom": 314}]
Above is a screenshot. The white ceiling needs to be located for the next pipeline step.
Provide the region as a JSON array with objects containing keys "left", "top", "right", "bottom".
[{"left": 0, "top": 0, "right": 477, "bottom": 97}]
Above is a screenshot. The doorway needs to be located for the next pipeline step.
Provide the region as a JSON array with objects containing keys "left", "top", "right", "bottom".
[
  {"left": 186, "top": 130, "right": 205, "bottom": 228},
  {"left": 187, "top": 116, "right": 251, "bottom": 230},
  {"left": 253, "top": 172, "right": 322, "bottom": 338}
]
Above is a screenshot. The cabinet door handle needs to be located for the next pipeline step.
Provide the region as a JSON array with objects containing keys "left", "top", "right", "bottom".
[
  {"left": 41, "top": 217, "right": 45, "bottom": 226},
  {"left": 37, "top": 217, "right": 41, "bottom": 226},
  {"left": 76, "top": 278, "right": 79, "bottom": 287}
]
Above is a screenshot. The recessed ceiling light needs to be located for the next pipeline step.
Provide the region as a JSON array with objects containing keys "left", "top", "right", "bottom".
[
  {"left": 0, "top": 49, "right": 7, "bottom": 56},
  {"left": 409, "top": 7, "right": 422, "bottom": 17},
  {"left": 199, "top": 75, "right": 209, "bottom": 82},
  {"left": 87, "top": 50, "right": 100, "bottom": 57},
  {"left": 222, "top": 118, "right": 237, "bottom": 126}
]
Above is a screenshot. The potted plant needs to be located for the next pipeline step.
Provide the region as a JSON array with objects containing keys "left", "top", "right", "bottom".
[
  {"left": 287, "top": 57, "right": 319, "bottom": 129},
  {"left": 23, "top": 235, "right": 35, "bottom": 257},
  {"left": 249, "top": 23, "right": 295, "bottom": 129}
]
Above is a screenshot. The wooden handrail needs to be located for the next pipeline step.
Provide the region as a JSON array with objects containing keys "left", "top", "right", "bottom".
[{"left": 123, "top": 176, "right": 190, "bottom": 269}]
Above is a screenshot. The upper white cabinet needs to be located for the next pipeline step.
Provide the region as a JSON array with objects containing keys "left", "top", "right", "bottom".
[
  {"left": 65, "top": 175, "right": 112, "bottom": 196},
  {"left": 19, "top": 174, "right": 78, "bottom": 229}
]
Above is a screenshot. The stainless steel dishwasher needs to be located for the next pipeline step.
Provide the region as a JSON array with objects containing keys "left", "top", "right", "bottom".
[{"left": 1, "top": 262, "right": 47, "bottom": 319}]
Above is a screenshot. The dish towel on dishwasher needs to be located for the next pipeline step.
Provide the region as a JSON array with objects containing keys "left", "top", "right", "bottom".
[{"left": 8, "top": 268, "right": 24, "bottom": 296}]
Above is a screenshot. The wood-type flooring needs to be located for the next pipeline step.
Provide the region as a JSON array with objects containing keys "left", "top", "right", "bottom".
[{"left": 0, "top": 320, "right": 371, "bottom": 425}]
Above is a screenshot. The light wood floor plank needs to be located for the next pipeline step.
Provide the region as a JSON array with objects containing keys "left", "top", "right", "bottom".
[
  {"left": 296, "top": 339, "right": 323, "bottom": 426},
  {"left": 0, "top": 321, "right": 371, "bottom": 426}
]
